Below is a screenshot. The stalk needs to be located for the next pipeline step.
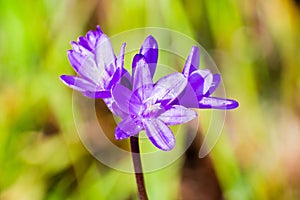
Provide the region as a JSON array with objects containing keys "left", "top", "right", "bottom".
[{"left": 130, "top": 136, "right": 149, "bottom": 200}]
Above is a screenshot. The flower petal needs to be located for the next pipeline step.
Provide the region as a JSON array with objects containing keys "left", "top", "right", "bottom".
[
  {"left": 71, "top": 26, "right": 103, "bottom": 56},
  {"left": 176, "top": 82, "right": 200, "bottom": 108},
  {"left": 188, "top": 71, "right": 205, "bottom": 99},
  {"left": 139, "top": 35, "right": 158, "bottom": 78},
  {"left": 191, "top": 69, "right": 213, "bottom": 95},
  {"left": 78, "top": 36, "right": 93, "bottom": 52},
  {"left": 83, "top": 91, "right": 111, "bottom": 98},
  {"left": 150, "top": 72, "right": 187, "bottom": 104},
  {"left": 206, "top": 74, "right": 220, "bottom": 96},
  {"left": 129, "top": 85, "right": 152, "bottom": 116},
  {"left": 86, "top": 26, "right": 103, "bottom": 47},
  {"left": 68, "top": 50, "right": 105, "bottom": 85},
  {"left": 95, "top": 34, "right": 117, "bottom": 76},
  {"left": 71, "top": 39, "right": 93, "bottom": 57},
  {"left": 106, "top": 67, "right": 122, "bottom": 89},
  {"left": 144, "top": 119, "right": 175, "bottom": 151},
  {"left": 60, "top": 75, "right": 96, "bottom": 92},
  {"left": 198, "top": 96, "right": 239, "bottom": 109},
  {"left": 132, "top": 54, "right": 153, "bottom": 100},
  {"left": 101, "top": 98, "right": 128, "bottom": 118},
  {"left": 182, "top": 46, "right": 199, "bottom": 77},
  {"left": 67, "top": 50, "right": 84, "bottom": 72},
  {"left": 112, "top": 83, "right": 132, "bottom": 114},
  {"left": 81, "top": 55, "right": 106, "bottom": 84},
  {"left": 158, "top": 105, "right": 197, "bottom": 125},
  {"left": 115, "top": 116, "right": 143, "bottom": 140},
  {"left": 116, "top": 43, "right": 126, "bottom": 69},
  {"left": 110, "top": 102, "right": 128, "bottom": 118},
  {"left": 120, "top": 69, "right": 133, "bottom": 89}
]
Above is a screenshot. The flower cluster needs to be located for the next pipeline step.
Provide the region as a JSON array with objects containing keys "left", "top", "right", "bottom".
[{"left": 60, "top": 26, "right": 238, "bottom": 151}]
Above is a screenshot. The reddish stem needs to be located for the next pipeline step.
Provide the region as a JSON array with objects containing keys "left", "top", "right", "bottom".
[{"left": 130, "top": 136, "right": 149, "bottom": 200}]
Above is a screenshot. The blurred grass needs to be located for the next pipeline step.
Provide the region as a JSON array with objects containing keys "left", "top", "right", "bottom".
[{"left": 1, "top": 0, "right": 300, "bottom": 199}]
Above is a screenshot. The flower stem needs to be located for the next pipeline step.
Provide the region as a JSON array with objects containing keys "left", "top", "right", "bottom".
[{"left": 130, "top": 136, "right": 149, "bottom": 200}]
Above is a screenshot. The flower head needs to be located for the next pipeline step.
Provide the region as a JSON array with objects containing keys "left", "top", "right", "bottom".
[
  {"left": 60, "top": 26, "right": 239, "bottom": 152},
  {"left": 180, "top": 46, "right": 239, "bottom": 109},
  {"left": 60, "top": 26, "right": 125, "bottom": 99}
]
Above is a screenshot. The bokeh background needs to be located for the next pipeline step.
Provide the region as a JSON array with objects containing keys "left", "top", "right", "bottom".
[{"left": 1, "top": 0, "right": 300, "bottom": 199}]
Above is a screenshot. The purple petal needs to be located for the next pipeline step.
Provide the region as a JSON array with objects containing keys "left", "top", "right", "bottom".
[
  {"left": 116, "top": 43, "right": 126, "bottom": 69},
  {"left": 102, "top": 98, "right": 128, "bottom": 118},
  {"left": 112, "top": 83, "right": 132, "bottom": 114},
  {"left": 67, "top": 50, "right": 84, "bottom": 72},
  {"left": 176, "top": 82, "right": 200, "bottom": 108},
  {"left": 132, "top": 54, "right": 142, "bottom": 79},
  {"left": 86, "top": 31, "right": 98, "bottom": 47},
  {"left": 144, "top": 119, "right": 175, "bottom": 151},
  {"left": 129, "top": 85, "right": 152, "bottom": 116},
  {"left": 182, "top": 46, "right": 199, "bottom": 77},
  {"left": 60, "top": 75, "right": 97, "bottom": 92},
  {"left": 120, "top": 69, "right": 133, "bottom": 90},
  {"left": 110, "top": 102, "right": 128, "bottom": 118},
  {"left": 68, "top": 26, "right": 104, "bottom": 68},
  {"left": 188, "top": 71, "right": 205, "bottom": 99},
  {"left": 198, "top": 97, "right": 239, "bottom": 109},
  {"left": 68, "top": 51, "right": 104, "bottom": 85},
  {"left": 71, "top": 41, "right": 80, "bottom": 52},
  {"left": 150, "top": 73, "right": 187, "bottom": 104},
  {"left": 132, "top": 54, "right": 153, "bottom": 100},
  {"left": 106, "top": 67, "right": 122, "bottom": 89},
  {"left": 70, "top": 26, "right": 103, "bottom": 57},
  {"left": 83, "top": 90, "right": 111, "bottom": 98},
  {"left": 78, "top": 36, "right": 93, "bottom": 52},
  {"left": 95, "top": 34, "right": 117, "bottom": 76},
  {"left": 80, "top": 55, "right": 106, "bottom": 84},
  {"left": 70, "top": 41, "right": 93, "bottom": 57},
  {"left": 158, "top": 105, "right": 197, "bottom": 125},
  {"left": 206, "top": 74, "right": 220, "bottom": 96},
  {"left": 139, "top": 35, "right": 158, "bottom": 78},
  {"left": 191, "top": 69, "right": 213, "bottom": 95},
  {"left": 199, "top": 70, "right": 213, "bottom": 94},
  {"left": 115, "top": 116, "right": 143, "bottom": 140},
  {"left": 86, "top": 26, "right": 103, "bottom": 47}
]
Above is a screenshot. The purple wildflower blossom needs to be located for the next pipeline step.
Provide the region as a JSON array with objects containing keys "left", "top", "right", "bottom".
[
  {"left": 60, "top": 26, "right": 238, "bottom": 151},
  {"left": 180, "top": 46, "right": 239, "bottom": 109},
  {"left": 112, "top": 54, "right": 197, "bottom": 151},
  {"left": 60, "top": 26, "right": 125, "bottom": 99}
]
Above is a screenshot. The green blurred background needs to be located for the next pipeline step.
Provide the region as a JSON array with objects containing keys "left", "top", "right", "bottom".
[{"left": 1, "top": 0, "right": 300, "bottom": 199}]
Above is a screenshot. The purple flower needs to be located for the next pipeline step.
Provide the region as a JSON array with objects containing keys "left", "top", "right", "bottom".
[
  {"left": 112, "top": 54, "right": 197, "bottom": 151},
  {"left": 180, "top": 46, "right": 239, "bottom": 109},
  {"left": 60, "top": 26, "right": 125, "bottom": 99},
  {"left": 60, "top": 27, "right": 238, "bottom": 151}
]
